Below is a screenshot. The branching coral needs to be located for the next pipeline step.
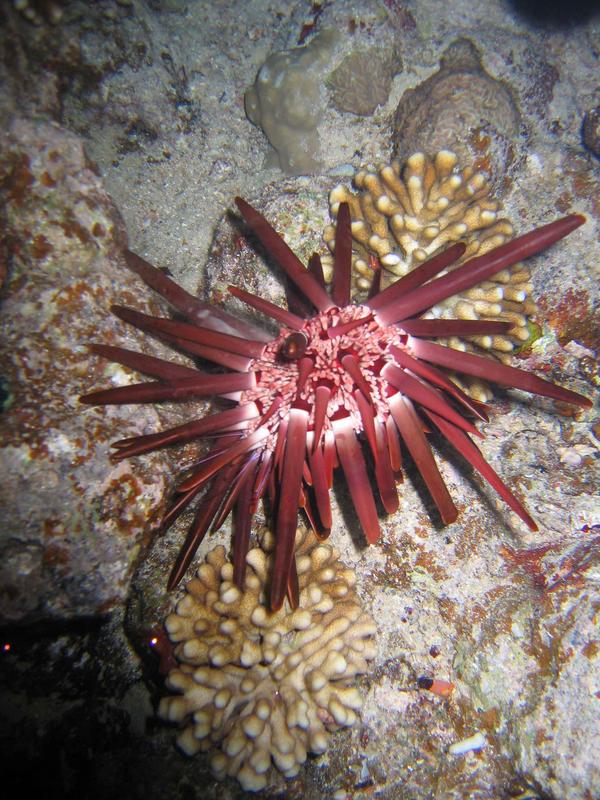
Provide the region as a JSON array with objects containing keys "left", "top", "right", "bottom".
[
  {"left": 324, "top": 151, "right": 537, "bottom": 399},
  {"left": 159, "top": 529, "right": 376, "bottom": 791}
]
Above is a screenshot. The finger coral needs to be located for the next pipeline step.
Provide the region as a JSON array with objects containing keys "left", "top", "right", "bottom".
[
  {"left": 324, "top": 151, "right": 537, "bottom": 399},
  {"left": 158, "top": 529, "right": 376, "bottom": 792}
]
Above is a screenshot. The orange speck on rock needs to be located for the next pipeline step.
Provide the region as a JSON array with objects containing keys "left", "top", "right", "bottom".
[
  {"left": 92, "top": 222, "right": 105, "bottom": 237},
  {"left": 500, "top": 542, "right": 552, "bottom": 589},
  {"left": 44, "top": 518, "right": 64, "bottom": 538},
  {"left": 429, "top": 679, "right": 455, "bottom": 697},
  {"left": 538, "top": 287, "right": 600, "bottom": 351},
  {"left": 469, "top": 129, "right": 493, "bottom": 175},
  {"left": 555, "top": 191, "right": 573, "bottom": 215},
  {"left": 438, "top": 596, "right": 457, "bottom": 622},
  {"left": 534, "top": 727, "right": 550, "bottom": 747},
  {"left": 43, "top": 543, "right": 70, "bottom": 567},
  {"left": 471, "top": 128, "right": 491, "bottom": 153},
  {"left": 417, "top": 676, "right": 455, "bottom": 697},
  {"left": 53, "top": 213, "right": 93, "bottom": 245},
  {"left": 414, "top": 549, "right": 449, "bottom": 582},
  {"left": 41, "top": 171, "right": 57, "bottom": 187},
  {"left": 31, "top": 234, "right": 53, "bottom": 260},
  {"left": 3, "top": 153, "right": 35, "bottom": 204},
  {"left": 53, "top": 281, "right": 93, "bottom": 310},
  {"left": 97, "top": 472, "right": 147, "bottom": 535},
  {"left": 480, "top": 707, "right": 501, "bottom": 731}
]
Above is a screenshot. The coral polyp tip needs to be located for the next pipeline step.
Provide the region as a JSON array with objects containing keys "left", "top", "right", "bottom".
[{"left": 80, "top": 195, "right": 590, "bottom": 610}]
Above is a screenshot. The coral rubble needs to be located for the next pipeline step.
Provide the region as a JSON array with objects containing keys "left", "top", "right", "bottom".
[{"left": 159, "top": 530, "right": 376, "bottom": 791}]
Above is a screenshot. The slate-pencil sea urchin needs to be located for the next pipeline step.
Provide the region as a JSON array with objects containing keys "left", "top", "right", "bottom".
[{"left": 81, "top": 199, "right": 592, "bottom": 611}]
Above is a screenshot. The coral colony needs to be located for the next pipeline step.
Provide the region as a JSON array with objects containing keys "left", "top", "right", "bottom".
[
  {"left": 81, "top": 196, "right": 591, "bottom": 612},
  {"left": 158, "top": 530, "right": 376, "bottom": 791},
  {"left": 324, "top": 151, "right": 537, "bottom": 401}
]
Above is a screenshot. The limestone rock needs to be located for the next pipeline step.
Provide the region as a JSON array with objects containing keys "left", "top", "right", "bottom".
[
  {"left": 0, "top": 116, "right": 178, "bottom": 623},
  {"left": 392, "top": 38, "right": 522, "bottom": 179}
]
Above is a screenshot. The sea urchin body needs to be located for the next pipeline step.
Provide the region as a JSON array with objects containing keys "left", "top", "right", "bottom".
[{"left": 80, "top": 199, "right": 591, "bottom": 611}]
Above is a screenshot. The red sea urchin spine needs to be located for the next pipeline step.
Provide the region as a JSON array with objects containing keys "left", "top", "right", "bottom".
[
  {"left": 388, "top": 393, "right": 458, "bottom": 526},
  {"left": 424, "top": 409, "right": 537, "bottom": 531},
  {"left": 371, "top": 214, "right": 586, "bottom": 325},
  {"left": 124, "top": 248, "right": 270, "bottom": 341},
  {"left": 110, "top": 305, "right": 267, "bottom": 359},
  {"left": 80, "top": 371, "right": 256, "bottom": 405},
  {"left": 271, "top": 407, "right": 309, "bottom": 608},
  {"left": 81, "top": 199, "right": 591, "bottom": 613},
  {"left": 110, "top": 404, "right": 259, "bottom": 461},
  {"left": 235, "top": 197, "right": 333, "bottom": 312},
  {"left": 366, "top": 241, "right": 467, "bottom": 311},
  {"left": 408, "top": 339, "right": 590, "bottom": 407},
  {"left": 331, "top": 201, "right": 352, "bottom": 306}
]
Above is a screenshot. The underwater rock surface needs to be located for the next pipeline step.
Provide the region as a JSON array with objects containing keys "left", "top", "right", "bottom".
[
  {"left": 392, "top": 37, "right": 521, "bottom": 179},
  {"left": 0, "top": 117, "right": 177, "bottom": 623},
  {"left": 0, "top": 1, "right": 598, "bottom": 799}
]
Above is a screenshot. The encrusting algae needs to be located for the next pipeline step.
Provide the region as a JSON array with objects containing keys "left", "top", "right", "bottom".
[{"left": 159, "top": 528, "right": 376, "bottom": 792}]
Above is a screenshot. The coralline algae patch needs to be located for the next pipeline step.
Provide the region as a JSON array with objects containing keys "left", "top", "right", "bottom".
[
  {"left": 455, "top": 528, "right": 600, "bottom": 800},
  {"left": 0, "top": 117, "right": 183, "bottom": 622},
  {"left": 537, "top": 287, "right": 600, "bottom": 354}
]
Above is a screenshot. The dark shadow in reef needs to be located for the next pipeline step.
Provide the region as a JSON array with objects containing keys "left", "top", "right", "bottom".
[
  {"left": 507, "top": 0, "right": 600, "bottom": 26},
  {"left": 0, "top": 613, "right": 109, "bottom": 650}
]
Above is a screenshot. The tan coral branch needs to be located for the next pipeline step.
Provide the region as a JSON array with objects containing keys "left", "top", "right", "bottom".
[
  {"left": 159, "top": 529, "right": 376, "bottom": 792},
  {"left": 323, "top": 151, "right": 538, "bottom": 401}
]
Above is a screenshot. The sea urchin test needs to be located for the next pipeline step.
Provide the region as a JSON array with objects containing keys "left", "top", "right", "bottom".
[{"left": 81, "top": 198, "right": 591, "bottom": 610}]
